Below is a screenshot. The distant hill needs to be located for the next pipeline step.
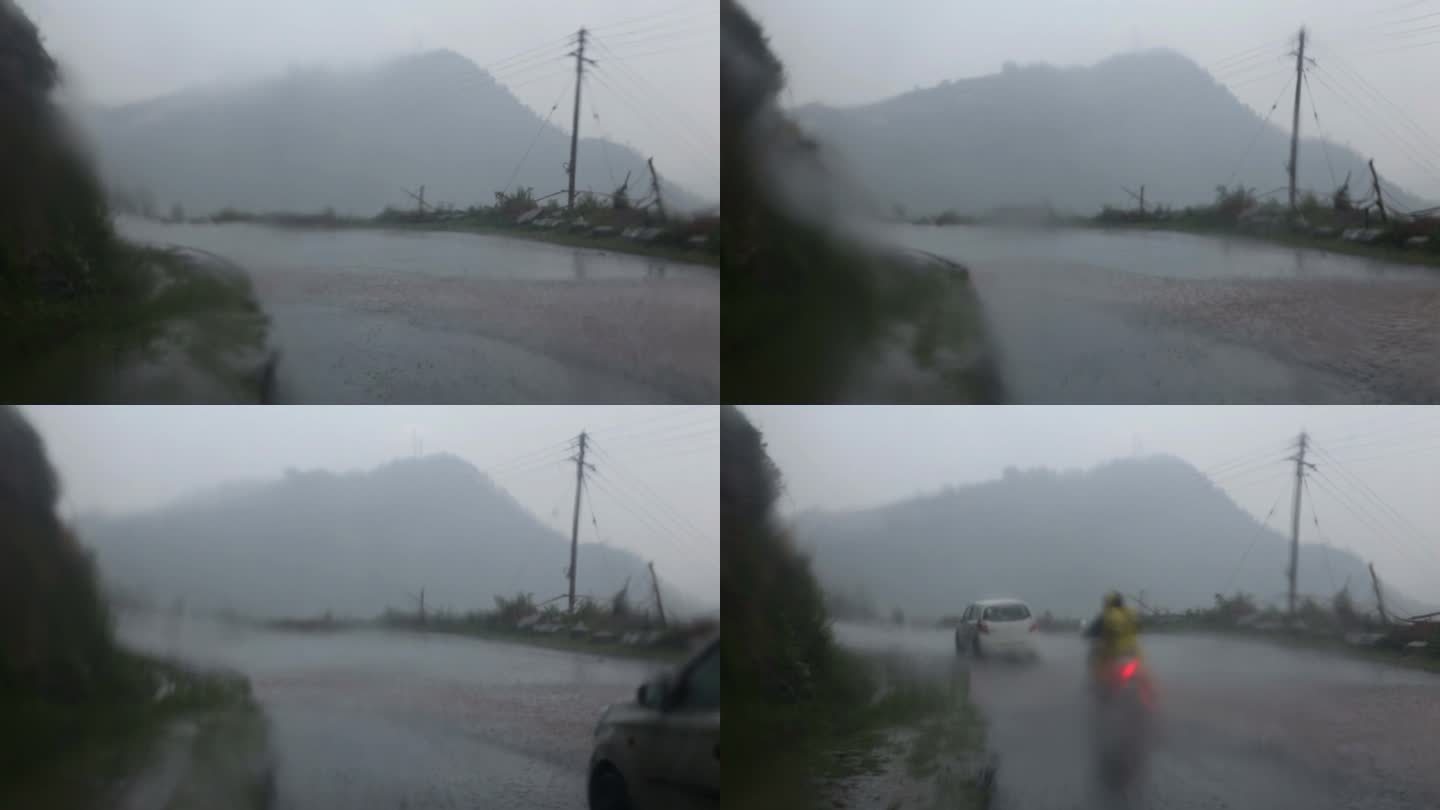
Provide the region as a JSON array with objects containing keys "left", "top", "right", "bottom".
[
  {"left": 76, "top": 49, "right": 708, "bottom": 217},
  {"left": 793, "top": 454, "right": 1426, "bottom": 620},
  {"left": 791, "top": 49, "right": 1428, "bottom": 216},
  {"left": 77, "top": 454, "right": 702, "bottom": 619}
]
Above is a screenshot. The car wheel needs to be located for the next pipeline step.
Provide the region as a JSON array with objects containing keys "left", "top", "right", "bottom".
[
  {"left": 972, "top": 636, "right": 983, "bottom": 659},
  {"left": 588, "top": 764, "right": 633, "bottom": 810}
]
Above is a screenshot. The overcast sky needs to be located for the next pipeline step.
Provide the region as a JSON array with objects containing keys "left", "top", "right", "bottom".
[
  {"left": 744, "top": 406, "right": 1440, "bottom": 604},
  {"left": 747, "top": 0, "right": 1440, "bottom": 201},
  {"left": 22, "top": 405, "right": 718, "bottom": 606},
  {"left": 21, "top": 0, "right": 718, "bottom": 202}
]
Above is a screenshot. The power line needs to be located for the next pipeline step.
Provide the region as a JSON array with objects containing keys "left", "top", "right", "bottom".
[
  {"left": 586, "top": 66, "right": 716, "bottom": 185},
  {"left": 1310, "top": 444, "right": 1437, "bottom": 553},
  {"left": 480, "top": 33, "right": 576, "bottom": 73},
  {"left": 587, "top": 1, "right": 708, "bottom": 34},
  {"left": 1307, "top": 469, "right": 1440, "bottom": 574},
  {"left": 1304, "top": 477, "right": 1339, "bottom": 593},
  {"left": 600, "top": 23, "right": 716, "bottom": 51},
  {"left": 589, "top": 33, "right": 718, "bottom": 154},
  {"left": 485, "top": 435, "right": 578, "bottom": 476},
  {"left": 1223, "top": 485, "right": 1289, "bottom": 595},
  {"left": 1303, "top": 71, "right": 1339, "bottom": 189},
  {"left": 587, "top": 405, "right": 713, "bottom": 441},
  {"left": 1310, "top": 44, "right": 1440, "bottom": 168},
  {"left": 587, "top": 438, "right": 715, "bottom": 546},
  {"left": 1306, "top": 66, "right": 1440, "bottom": 189},
  {"left": 583, "top": 75, "right": 617, "bottom": 188},
  {"left": 1223, "top": 74, "right": 1294, "bottom": 186},
  {"left": 501, "top": 80, "right": 571, "bottom": 197},
  {"left": 1202, "top": 439, "right": 1297, "bottom": 477}
]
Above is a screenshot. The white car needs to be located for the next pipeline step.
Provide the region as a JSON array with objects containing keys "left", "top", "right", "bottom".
[{"left": 955, "top": 598, "right": 1038, "bottom": 659}]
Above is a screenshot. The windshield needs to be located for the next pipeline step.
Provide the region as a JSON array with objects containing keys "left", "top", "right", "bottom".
[{"left": 983, "top": 604, "right": 1032, "bottom": 621}]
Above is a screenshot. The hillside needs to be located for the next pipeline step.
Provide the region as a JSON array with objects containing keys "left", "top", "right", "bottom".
[
  {"left": 77, "top": 49, "right": 707, "bottom": 217},
  {"left": 76, "top": 453, "right": 699, "bottom": 619},
  {"left": 791, "top": 49, "right": 1427, "bottom": 216},
  {"left": 794, "top": 454, "right": 1424, "bottom": 619}
]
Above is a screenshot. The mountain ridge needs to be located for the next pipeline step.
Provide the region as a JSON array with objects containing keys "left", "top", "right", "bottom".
[
  {"left": 77, "top": 453, "right": 705, "bottom": 620},
  {"left": 788, "top": 48, "right": 1428, "bottom": 215},
  {"left": 792, "top": 453, "right": 1427, "bottom": 620},
  {"left": 77, "top": 48, "right": 709, "bottom": 216}
]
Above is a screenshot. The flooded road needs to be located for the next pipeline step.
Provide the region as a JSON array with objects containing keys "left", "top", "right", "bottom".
[
  {"left": 886, "top": 225, "right": 1440, "bottom": 403},
  {"left": 118, "top": 218, "right": 719, "bottom": 403},
  {"left": 121, "top": 618, "right": 663, "bottom": 809},
  {"left": 838, "top": 623, "right": 1440, "bottom": 809}
]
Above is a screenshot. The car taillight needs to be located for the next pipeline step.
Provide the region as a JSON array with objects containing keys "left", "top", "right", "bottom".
[
  {"left": 1119, "top": 660, "right": 1139, "bottom": 681},
  {"left": 978, "top": 621, "right": 989, "bottom": 634},
  {"left": 1029, "top": 622, "right": 1038, "bottom": 633}
]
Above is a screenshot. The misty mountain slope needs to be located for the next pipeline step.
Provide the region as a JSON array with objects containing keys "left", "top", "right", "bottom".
[
  {"left": 791, "top": 49, "right": 1425, "bottom": 215},
  {"left": 795, "top": 454, "right": 1421, "bottom": 619},
  {"left": 77, "top": 453, "right": 697, "bottom": 619},
  {"left": 79, "top": 49, "right": 706, "bottom": 216}
]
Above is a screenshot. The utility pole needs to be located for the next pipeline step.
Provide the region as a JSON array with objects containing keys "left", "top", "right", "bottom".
[
  {"left": 567, "top": 431, "right": 591, "bottom": 613},
  {"left": 648, "top": 561, "right": 667, "bottom": 627},
  {"left": 1287, "top": 431, "right": 1314, "bottom": 620},
  {"left": 647, "top": 157, "right": 667, "bottom": 222},
  {"left": 1368, "top": 159, "right": 1388, "bottom": 224},
  {"left": 566, "top": 28, "right": 596, "bottom": 212},
  {"left": 1122, "top": 185, "right": 1146, "bottom": 215},
  {"left": 1369, "top": 562, "right": 1389, "bottom": 625},
  {"left": 1288, "top": 27, "right": 1307, "bottom": 214}
]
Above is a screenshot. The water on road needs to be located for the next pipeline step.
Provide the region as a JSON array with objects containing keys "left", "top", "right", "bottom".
[
  {"left": 837, "top": 623, "right": 1440, "bottom": 809},
  {"left": 118, "top": 218, "right": 719, "bottom": 403},
  {"left": 120, "top": 618, "right": 665, "bottom": 809},
  {"left": 885, "top": 225, "right": 1440, "bottom": 403}
]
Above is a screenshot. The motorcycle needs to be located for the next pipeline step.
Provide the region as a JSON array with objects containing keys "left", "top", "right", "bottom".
[{"left": 1090, "top": 653, "right": 1154, "bottom": 788}]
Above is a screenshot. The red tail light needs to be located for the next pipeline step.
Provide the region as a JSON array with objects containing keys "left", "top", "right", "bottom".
[
  {"left": 1118, "top": 660, "right": 1139, "bottom": 681},
  {"left": 1029, "top": 622, "right": 1038, "bottom": 633},
  {"left": 978, "top": 621, "right": 989, "bottom": 634}
]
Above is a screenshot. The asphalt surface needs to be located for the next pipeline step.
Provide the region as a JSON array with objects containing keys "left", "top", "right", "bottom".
[
  {"left": 119, "top": 618, "right": 665, "bottom": 809},
  {"left": 118, "top": 218, "right": 719, "bottom": 403},
  {"left": 885, "top": 225, "right": 1440, "bottom": 403},
  {"left": 837, "top": 623, "right": 1440, "bottom": 810}
]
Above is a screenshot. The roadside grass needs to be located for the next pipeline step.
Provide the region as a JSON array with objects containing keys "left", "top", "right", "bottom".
[
  {"left": 382, "top": 219, "right": 720, "bottom": 267},
  {"left": 1146, "top": 623, "right": 1440, "bottom": 674},
  {"left": 0, "top": 650, "right": 262, "bottom": 809},
  {"left": 1086, "top": 217, "right": 1440, "bottom": 270},
  {"left": 2, "top": 242, "right": 269, "bottom": 402},
  {"left": 256, "top": 616, "right": 693, "bottom": 663},
  {"left": 722, "top": 208, "right": 998, "bottom": 402},
  {"left": 195, "top": 211, "right": 720, "bottom": 267},
  {"left": 394, "top": 624, "right": 694, "bottom": 664},
  {"left": 730, "top": 649, "right": 992, "bottom": 810}
]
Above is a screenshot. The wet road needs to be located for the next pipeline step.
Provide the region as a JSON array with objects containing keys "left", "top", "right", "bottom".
[
  {"left": 120, "top": 619, "right": 662, "bottom": 809},
  {"left": 885, "top": 225, "right": 1440, "bottom": 403},
  {"left": 118, "top": 218, "right": 718, "bottom": 403},
  {"left": 837, "top": 623, "right": 1440, "bottom": 809}
]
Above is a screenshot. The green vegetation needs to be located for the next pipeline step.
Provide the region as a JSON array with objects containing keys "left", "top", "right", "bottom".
[
  {"left": 186, "top": 198, "right": 721, "bottom": 267},
  {"left": 364, "top": 588, "right": 708, "bottom": 663},
  {"left": 0, "top": 2, "right": 269, "bottom": 402},
  {"left": 722, "top": 406, "right": 991, "bottom": 809},
  {"left": 1141, "top": 589, "right": 1440, "bottom": 673},
  {"left": 721, "top": 0, "right": 997, "bottom": 402},
  {"left": 1092, "top": 184, "right": 1440, "bottom": 269},
  {"left": 0, "top": 406, "right": 270, "bottom": 808}
]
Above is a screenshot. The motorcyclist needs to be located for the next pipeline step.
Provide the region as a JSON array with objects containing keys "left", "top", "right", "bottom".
[{"left": 1085, "top": 591, "right": 1141, "bottom": 692}]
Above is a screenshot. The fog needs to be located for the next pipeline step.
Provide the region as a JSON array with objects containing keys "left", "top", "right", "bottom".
[
  {"left": 23, "top": 0, "right": 718, "bottom": 203},
  {"left": 748, "top": 0, "right": 1440, "bottom": 204},
  {"left": 22, "top": 405, "right": 719, "bottom": 607},
  {"left": 743, "top": 405, "right": 1440, "bottom": 608}
]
